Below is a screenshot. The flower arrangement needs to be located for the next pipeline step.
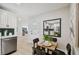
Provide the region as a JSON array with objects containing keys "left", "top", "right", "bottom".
[{"left": 43, "top": 35, "right": 52, "bottom": 42}]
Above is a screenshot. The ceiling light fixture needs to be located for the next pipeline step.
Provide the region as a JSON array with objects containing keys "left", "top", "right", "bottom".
[{"left": 16, "top": 3, "right": 21, "bottom": 6}]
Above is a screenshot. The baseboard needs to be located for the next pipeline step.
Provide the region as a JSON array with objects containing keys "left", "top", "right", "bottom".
[{"left": 3, "top": 50, "right": 17, "bottom": 55}]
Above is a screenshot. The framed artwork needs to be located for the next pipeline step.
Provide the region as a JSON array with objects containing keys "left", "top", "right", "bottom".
[
  {"left": 22, "top": 27, "right": 28, "bottom": 36},
  {"left": 43, "top": 18, "right": 61, "bottom": 37}
]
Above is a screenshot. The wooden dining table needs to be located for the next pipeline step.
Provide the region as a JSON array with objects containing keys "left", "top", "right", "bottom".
[
  {"left": 37, "top": 42, "right": 57, "bottom": 54},
  {"left": 38, "top": 44, "right": 56, "bottom": 51},
  {"left": 37, "top": 42, "right": 65, "bottom": 55}
]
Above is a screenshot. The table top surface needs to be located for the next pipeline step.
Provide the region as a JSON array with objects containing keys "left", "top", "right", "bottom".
[{"left": 38, "top": 43, "right": 56, "bottom": 51}]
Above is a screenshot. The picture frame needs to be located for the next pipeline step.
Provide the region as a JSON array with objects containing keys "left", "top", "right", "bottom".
[{"left": 43, "top": 18, "right": 61, "bottom": 37}]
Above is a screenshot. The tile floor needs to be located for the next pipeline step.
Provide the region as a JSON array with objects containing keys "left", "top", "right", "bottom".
[{"left": 11, "top": 36, "right": 32, "bottom": 55}]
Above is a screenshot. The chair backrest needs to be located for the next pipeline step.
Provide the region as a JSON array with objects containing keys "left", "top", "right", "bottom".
[
  {"left": 51, "top": 38, "right": 58, "bottom": 49},
  {"left": 52, "top": 38, "right": 57, "bottom": 42},
  {"left": 33, "top": 38, "right": 39, "bottom": 48},
  {"left": 33, "top": 38, "right": 39, "bottom": 43},
  {"left": 66, "top": 43, "right": 71, "bottom": 55}
]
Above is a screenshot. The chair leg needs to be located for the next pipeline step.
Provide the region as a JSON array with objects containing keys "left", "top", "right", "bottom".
[{"left": 32, "top": 50, "right": 36, "bottom": 55}]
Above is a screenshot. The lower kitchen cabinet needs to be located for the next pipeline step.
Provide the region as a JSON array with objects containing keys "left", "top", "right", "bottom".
[{"left": 0, "top": 36, "right": 17, "bottom": 55}]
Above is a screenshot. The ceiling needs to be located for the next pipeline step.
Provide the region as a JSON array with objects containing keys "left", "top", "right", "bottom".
[{"left": 0, "top": 3, "right": 70, "bottom": 18}]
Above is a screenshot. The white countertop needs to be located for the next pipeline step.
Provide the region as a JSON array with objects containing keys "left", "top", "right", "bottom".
[{"left": 0, "top": 35, "right": 17, "bottom": 39}]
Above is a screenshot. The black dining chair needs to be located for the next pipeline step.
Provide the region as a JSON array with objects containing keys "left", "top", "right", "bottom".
[
  {"left": 66, "top": 43, "right": 71, "bottom": 55},
  {"left": 32, "top": 38, "right": 46, "bottom": 55},
  {"left": 52, "top": 38, "right": 57, "bottom": 42},
  {"left": 32, "top": 38, "right": 39, "bottom": 55}
]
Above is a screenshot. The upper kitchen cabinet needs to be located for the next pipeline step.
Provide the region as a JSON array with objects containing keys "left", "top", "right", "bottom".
[
  {"left": 0, "top": 11, "right": 7, "bottom": 28},
  {"left": 0, "top": 9, "right": 17, "bottom": 28},
  {"left": 7, "top": 14, "right": 17, "bottom": 28}
]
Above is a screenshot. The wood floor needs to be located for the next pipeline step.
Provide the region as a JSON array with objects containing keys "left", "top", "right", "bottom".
[{"left": 11, "top": 36, "right": 32, "bottom": 55}]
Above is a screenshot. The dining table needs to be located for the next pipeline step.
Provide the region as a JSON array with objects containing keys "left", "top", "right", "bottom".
[
  {"left": 37, "top": 41, "right": 65, "bottom": 55},
  {"left": 37, "top": 41, "right": 57, "bottom": 54}
]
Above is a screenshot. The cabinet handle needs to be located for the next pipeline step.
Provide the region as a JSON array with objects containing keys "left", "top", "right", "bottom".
[{"left": 3, "top": 39, "right": 10, "bottom": 40}]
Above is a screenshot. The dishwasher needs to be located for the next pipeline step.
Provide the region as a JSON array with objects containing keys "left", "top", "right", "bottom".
[{"left": 1, "top": 37, "right": 17, "bottom": 55}]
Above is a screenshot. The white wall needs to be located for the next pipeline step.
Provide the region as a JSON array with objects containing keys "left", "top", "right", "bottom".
[
  {"left": 17, "top": 16, "right": 29, "bottom": 36},
  {"left": 69, "top": 4, "right": 79, "bottom": 55},
  {"left": 26, "top": 6, "right": 71, "bottom": 53}
]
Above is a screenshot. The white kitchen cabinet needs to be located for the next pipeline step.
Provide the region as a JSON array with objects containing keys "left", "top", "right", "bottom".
[
  {"left": 0, "top": 12, "right": 1, "bottom": 27},
  {"left": 7, "top": 14, "right": 17, "bottom": 28},
  {"left": 0, "top": 9, "right": 17, "bottom": 35},
  {"left": 0, "top": 12, "right": 7, "bottom": 28},
  {"left": 0, "top": 9, "right": 17, "bottom": 28}
]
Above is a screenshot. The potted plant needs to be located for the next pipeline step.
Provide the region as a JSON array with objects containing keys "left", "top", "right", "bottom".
[{"left": 43, "top": 35, "right": 53, "bottom": 46}]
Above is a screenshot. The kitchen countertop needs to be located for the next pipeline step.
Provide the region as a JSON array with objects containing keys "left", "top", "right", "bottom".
[{"left": 0, "top": 35, "right": 17, "bottom": 39}]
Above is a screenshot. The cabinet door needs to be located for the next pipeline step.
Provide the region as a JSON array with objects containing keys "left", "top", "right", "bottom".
[
  {"left": 8, "top": 14, "right": 17, "bottom": 28},
  {"left": 0, "top": 12, "right": 1, "bottom": 28},
  {"left": 7, "top": 14, "right": 13, "bottom": 28},
  {"left": 12, "top": 16, "right": 17, "bottom": 35},
  {"left": 0, "top": 12, "right": 7, "bottom": 28},
  {"left": 11, "top": 16, "right": 17, "bottom": 28}
]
